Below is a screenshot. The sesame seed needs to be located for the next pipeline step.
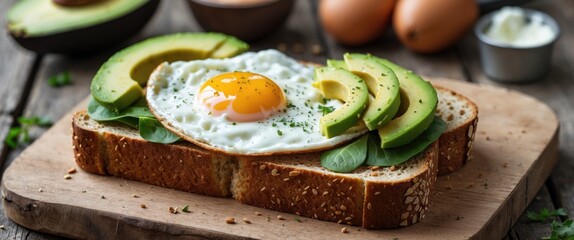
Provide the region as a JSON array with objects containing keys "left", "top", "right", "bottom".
[
  {"left": 288, "top": 171, "right": 301, "bottom": 177},
  {"left": 312, "top": 189, "right": 318, "bottom": 195},
  {"left": 335, "top": 211, "right": 342, "bottom": 215},
  {"left": 38, "top": 188, "right": 43, "bottom": 192},
  {"left": 345, "top": 217, "right": 352, "bottom": 221},
  {"left": 302, "top": 191, "right": 307, "bottom": 195},
  {"left": 63, "top": 174, "right": 72, "bottom": 180},
  {"left": 283, "top": 178, "right": 290, "bottom": 181},
  {"left": 132, "top": 193, "right": 139, "bottom": 198},
  {"left": 255, "top": 211, "right": 262, "bottom": 216},
  {"left": 367, "top": 202, "right": 372, "bottom": 210},
  {"left": 341, "top": 227, "right": 349, "bottom": 233},
  {"left": 277, "top": 215, "right": 285, "bottom": 220},
  {"left": 251, "top": 162, "right": 258, "bottom": 166},
  {"left": 340, "top": 205, "right": 347, "bottom": 211},
  {"left": 259, "top": 165, "right": 267, "bottom": 170},
  {"left": 322, "top": 191, "right": 329, "bottom": 196},
  {"left": 67, "top": 167, "right": 77, "bottom": 174},
  {"left": 260, "top": 187, "right": 266, "bottom": 192},
  {"left": 140, "top": 204, "right": 147, "bottom": 209},
  {"left": 243, "top": 218, "right": 251, "bottom": 224},
  {"left": 370, "top": 172, "right": 379, "bottom": 177},
  {"left": 374, "top": 192, "right": 381, "bottom": 196},
  {"left": 389, "top": 165, "right": 396, "bottom": 171}
]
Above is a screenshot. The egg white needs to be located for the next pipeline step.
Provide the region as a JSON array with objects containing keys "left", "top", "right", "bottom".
[{"left": 146, "top": 50, "right": 366, "bottom": 155}]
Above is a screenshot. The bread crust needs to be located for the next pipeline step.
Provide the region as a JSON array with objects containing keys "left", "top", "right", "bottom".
[
  {"left": 233, "top": 142, "right": 439, "bottom": 229},
  {"left": 72, "top": 111, "right": 233, "bottom": 197},
  {"left": 433, "top": 86, "right": 479, "bottom": 175},
  {"left": 73, "top": 110, "right": 440, "bottom": 229}
]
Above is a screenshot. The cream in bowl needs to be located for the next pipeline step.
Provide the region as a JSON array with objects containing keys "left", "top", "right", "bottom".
[{"left": 475, "top": 7, "right": 560, "bottom": 82}]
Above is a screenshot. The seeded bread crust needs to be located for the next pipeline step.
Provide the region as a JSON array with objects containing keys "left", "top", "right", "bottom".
[
  {"left": 232, "top": 141, "right": 438, "bottom": 229},
  {"left": 434, "top": 86, "right": 479, "bottom": 175},
  {"left": 72, "top": 111, "right": 234, "bottom": 197}
]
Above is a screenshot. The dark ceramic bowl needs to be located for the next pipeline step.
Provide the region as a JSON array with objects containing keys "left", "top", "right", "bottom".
[{"left": 187, "top": 0, "right": 295, "bottom": 42}]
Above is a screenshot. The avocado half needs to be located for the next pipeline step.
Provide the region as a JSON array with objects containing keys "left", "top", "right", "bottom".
[{"left": 5, "top": 0, "right": 159, "bottom": 54}]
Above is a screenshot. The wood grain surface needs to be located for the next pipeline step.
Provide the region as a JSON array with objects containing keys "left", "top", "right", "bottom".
[
  {"left": 0, "top": 0, "right": 572, "bottom": 239},
  {"left": 1, "top": 79, "right": 559, "bottom": 239}
]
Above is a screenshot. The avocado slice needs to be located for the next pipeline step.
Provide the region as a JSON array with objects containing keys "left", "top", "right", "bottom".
[
  {"left": 327, "top": 59, "right": 348, "bottom": 69},
  {"left": 6, "top": 0, "right": 159, "bottom": 54},
  {"left": 314, "top": 67, "right": 369, "bottom": 138},
  {"left": 90, "top": 33, "right": 249, "bottom": 112},
  {"left": 374, "top": 57, "right": 438, "bottom": 148},
  {"left": 344, "top": 53, "right": 400, "bottom": 130}
]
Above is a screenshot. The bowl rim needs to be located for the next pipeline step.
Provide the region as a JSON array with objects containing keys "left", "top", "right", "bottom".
[
  {"left": 474, "top": 8, "right": 561, "bottom": 49},
  {"left": 189, "top": 0, "right": 287, "bottom": 9}
]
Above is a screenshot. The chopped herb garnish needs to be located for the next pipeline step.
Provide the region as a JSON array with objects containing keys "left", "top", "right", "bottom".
[
  {"left": 48, "top": 71, "right": 72, "bottom": 87},
  {"left": 317, "top": 105, "right": 335, "bottom": 116},
  {"left": 5, "top": 116, "right": 53, "bottom": 148},
  {"left": 528, "top": 208, "right": 567, "bottom": 222},
  {"left": 277, "top": 130, "right": 283, "bottom": 136},
  {"left": 182, "top": 205, "right": 190, "bottom": 213}
]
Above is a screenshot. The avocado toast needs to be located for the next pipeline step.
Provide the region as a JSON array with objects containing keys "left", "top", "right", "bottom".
[{"left": 72, "top": 33, "right": 478, "bottom": 229}]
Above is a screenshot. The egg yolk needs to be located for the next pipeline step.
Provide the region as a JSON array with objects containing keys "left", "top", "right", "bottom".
[{"left": 197, "top": 72, "right": 286, "bottom": 122}]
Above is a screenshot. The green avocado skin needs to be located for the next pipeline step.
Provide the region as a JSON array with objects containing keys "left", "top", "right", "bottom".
[
  {"left": 90, "top": 33, "right": 249, "bottom": 112},
  {"left": 6, "top": 0, "right": 160, "bottom": 54},
  {"left": 374, "top": 57, "right": 438, "bottom": 149}
]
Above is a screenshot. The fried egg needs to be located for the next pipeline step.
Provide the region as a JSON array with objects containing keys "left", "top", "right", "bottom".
[{"left": 146, "top": 50, "right": 366, "bottom": 155}]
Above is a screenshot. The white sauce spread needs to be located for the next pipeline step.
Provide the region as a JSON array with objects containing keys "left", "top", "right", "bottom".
[{"left": 486, "top": 7, "right": 555, "bottom": 47}]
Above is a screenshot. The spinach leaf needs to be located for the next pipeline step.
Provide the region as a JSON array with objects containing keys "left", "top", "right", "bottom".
[
  {"left": 88, "top": 97, "right": 153, "bottom": 122},
  {"left": 48, "top": 71, "right": 72, "bottom": 87},
  {"left": 367, "top": 117, "right": 446, "bottom": 166},
  {"left": 138, "top": 117, "right": 180, "bottom": 144},
  {"left": 320, "top": 134, "right": 368, "bottom": 173}
]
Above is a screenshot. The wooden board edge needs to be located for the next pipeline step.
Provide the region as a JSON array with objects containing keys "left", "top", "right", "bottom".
[
  {"left": 1, "top": 182, "right": 254, "bottom": 240},
  {"left": 475, "top": 126, "right": 559, "bottom": 239}
]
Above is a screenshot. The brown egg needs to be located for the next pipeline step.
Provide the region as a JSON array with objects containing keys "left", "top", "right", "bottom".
[
  {"left": 319, "top": 0, "right": 396, "bottom": 46},
  {"left": 393, "top": 0, "right": 478, "bottom": 53}
]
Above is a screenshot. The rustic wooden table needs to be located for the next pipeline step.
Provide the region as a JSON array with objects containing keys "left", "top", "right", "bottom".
[{"left": 0, "top": 0, "right": 571, "bottom": 239}]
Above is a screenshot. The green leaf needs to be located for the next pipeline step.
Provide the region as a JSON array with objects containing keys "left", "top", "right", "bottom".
[
  {"left": 544, "top": 219, "right": 574, "bottom": 240},
  {"left": 138, "top": 117, "right": 180, "bottom": 144},
  {"left": 367, "top": 117, "right": 446, "bottom": 166},
  {"left": 88, "top": 97, "right": 153, "bottom": 122},
  {"left": 48, "top": 71, "right": 72, "bottom": 87},
  {"left": 4, "top": 127, "right": 22, "bottom": 149},
  {"left": 17, "top": 116, "right": 52, "bottom": 127},
  {"left": 320, "top": 134, "right": 368, "bottom": 173},
  {"left": 528, "top": 208, "right": 568, "bottom": 222}
]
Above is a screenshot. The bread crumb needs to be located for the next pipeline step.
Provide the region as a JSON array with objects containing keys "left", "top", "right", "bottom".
[
  {"left": 288, "top": 170, "right": 301, "bottom": 177},
  {"left": 255, "top": 211, "right": 262, "bottom": 216},
  {"left": 467, "top": 183, "right": 474, "bottom": 189},
  {"left": 226, "top": 217, "right": 236, "bottom": 224},
  {"left": 341, "top": 227, "right": 349, "bottom": 233},
  {"left": 38, "top": 188, "right": 43, "bottom": 192},
  {"left": 389, "top": 165, "right": 396, "bottom": 171},
  {"left": 67, "top": 167, "right": 77, "bottom": 174},
  {"left": 503, "top": 162, "right": 508, "bottom": 168},
  {"left": 140, "top": 204, "right": 147, "bottom": 209},
  {"left": 169, "top": 207, "right": 179, "bottom": 214},
  {"left": 63, "top": 174, "right": 72, "bottom": 180},
  {"left": 0, "top": 225, "right": 5, "bottom": 230},
  {"left": 243, "top": 218, "right": 251, "bottom": 224},
  {"left": 132, "top": 193, "right": 139, "bottom": 198},
  {"left": 277, "top": 215, "right": 285, "bottom": 220}
]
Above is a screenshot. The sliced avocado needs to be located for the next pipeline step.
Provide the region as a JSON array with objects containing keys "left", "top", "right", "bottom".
[
  {"left": 313, "top": 67, "right": 369, "bottom": 138},
  {"left": 374, "top": 57, "right": 438, "bottom": 148},
  {"left": 327, "top": 59, "right": 348, "bottom": 69},
  {"left": 344, "top": 53, "right": 400, "bottom": 130},
  {"left": 6, "top": 0, "right": 159, "bottom": 54},
  {"left": 210, "top": 37, "right": 249, "bottom": 59},
  {"left": 90, "top": 33, "right": 249, "bottom": 112}
]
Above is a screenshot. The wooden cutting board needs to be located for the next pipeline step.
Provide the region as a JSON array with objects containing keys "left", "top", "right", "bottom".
[{"left": 1, "top": 79, "right": 559, "bottom": 239}]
